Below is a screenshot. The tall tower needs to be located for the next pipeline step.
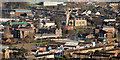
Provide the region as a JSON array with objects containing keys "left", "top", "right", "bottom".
[
  {"left": 5, "top": 47, "right": 10, "bottom": 59},
  {"left": 66, "top": 10, "right": 70, "bottom": 26}
]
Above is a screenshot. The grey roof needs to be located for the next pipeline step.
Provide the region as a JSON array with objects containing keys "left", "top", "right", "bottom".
[{"left": 57, "top": 40, "right": 79, "bottom": 43}]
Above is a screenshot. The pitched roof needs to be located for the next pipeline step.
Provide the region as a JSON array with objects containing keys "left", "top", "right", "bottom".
[{"left": 98, "top": 30, "right": 107, "bottom": 34}]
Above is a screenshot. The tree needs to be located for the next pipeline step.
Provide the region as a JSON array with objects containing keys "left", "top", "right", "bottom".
[
  {"left": 118, "top": 1, "right": 120, "bottom": 12},
  {"left": 68, "top": 30, "right": 76, "bottom": 35},
  {"left": 34, "top": 14, "right": 39, "bottom": 19},
  {"left": 78, "top": 28, "right": 93, "bottom": 35},
  {"left": 3, "top": 2, "right": 30, "bottom": 9},
  {"left": 94, "top": 50, "right": 101, "bottom": 55},
  {"left": 92, "top": 17, "right": 103, "bottom": 26},
  {"left": 19, "top": 17, "right": 26, "bottom": 21},
  {"left": 3, "top": 27, "right": 11, "bottom": 38},
  {"left": 28, "top": 27, "right": 35, "bottom": 41},
  {"left": 62, "top": 26, "right": 67, "bottom": 36},
  {"left": 50, "top": 15, "right": 61, "bottom": 29},
  {"left": 99, "top": 8, "right": 106, "bottom": 16},
  {"left": 57, "top": 22, "right": 61, "bottom": 29},
  {"left": 20, "top": 47, "right": 28, "bottom": 56},
  {"left": 2, "top": 12, "right": 10, "bottom": 18}
]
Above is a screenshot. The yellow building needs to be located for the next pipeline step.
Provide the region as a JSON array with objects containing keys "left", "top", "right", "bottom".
[{"left": 75, "top": 18, "right": 87, "bottom": 26}]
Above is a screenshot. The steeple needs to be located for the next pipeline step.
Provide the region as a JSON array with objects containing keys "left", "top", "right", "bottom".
[
  {"left": 5, "top": 47, "right": 10, "bottom": 59},
  {"left": 66, "top": 10, "right": 70, "bottom": 26}
]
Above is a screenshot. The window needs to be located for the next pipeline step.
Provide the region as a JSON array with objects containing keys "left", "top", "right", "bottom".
[
  {"left": 76, "top": 22, "right": 78, "bottom": 24},
  {"left": 76, "top": 18, "right": 78, "bottom": 20},
  {"left": 82, "top": 22, "right": 85, "bottom": 24}
]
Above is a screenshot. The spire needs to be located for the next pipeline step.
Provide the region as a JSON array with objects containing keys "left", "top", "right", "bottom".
[{"left": 66, "top": 10, "right": 70, "bottom": 26}]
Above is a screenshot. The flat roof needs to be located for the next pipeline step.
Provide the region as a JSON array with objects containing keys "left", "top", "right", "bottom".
[{"left": 13, "top": 9, "right": 31, "bottom": 12}]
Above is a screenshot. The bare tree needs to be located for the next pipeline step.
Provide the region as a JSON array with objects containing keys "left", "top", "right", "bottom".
[
  {"left": 28, "top": 27, "right": 35, "bottom": 41},
  {"left": 3, "top": 2, "right": 30, "bottom": 9},
  {"left": 3, "top": 27, "right": 11, "bottom": 38},
  {"left": 50, "top": 15, "right": 61, "bottom": 29}
]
